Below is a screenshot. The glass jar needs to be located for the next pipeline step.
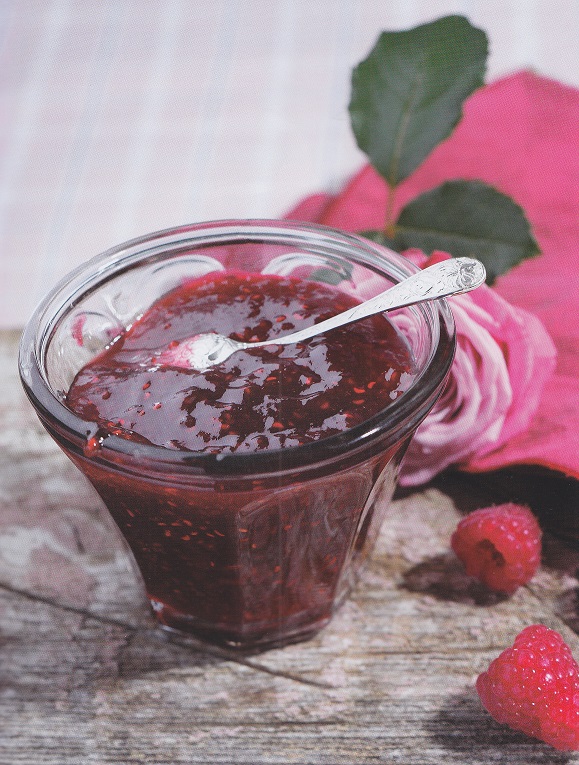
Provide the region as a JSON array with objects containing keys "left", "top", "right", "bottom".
[{"left": 19, "top": 220, "right": 455, "bottom": 649}]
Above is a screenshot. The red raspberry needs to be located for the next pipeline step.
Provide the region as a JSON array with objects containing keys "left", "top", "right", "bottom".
[
  {"left": 476, "top": 625, "right": 579, "bottom": 751},
  {"left": 450, "top": 503, "right": 541, "bottom": 593}
]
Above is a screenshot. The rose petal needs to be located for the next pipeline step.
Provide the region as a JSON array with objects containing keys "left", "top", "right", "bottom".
[{"left": 285, "top": 72, "right": 573, "bottom": 481}]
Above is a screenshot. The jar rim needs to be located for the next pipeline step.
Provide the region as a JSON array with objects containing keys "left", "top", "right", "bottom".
[{"left": 19, "top": 219, "right": 456, "bottom": 478}]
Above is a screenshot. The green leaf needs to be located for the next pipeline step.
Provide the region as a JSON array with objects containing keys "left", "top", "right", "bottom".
[
  {"left": 349, "top": 16, "right": 487, "bottom": 187},
  {"left": 358, "top": 230, "right": 396, "bottom": 249},
  {"left": 391, "top": 180, "right": 540, "bottom": 283},
  {"left": 309, "top": 261, "right": 354, "bottom": 285}
]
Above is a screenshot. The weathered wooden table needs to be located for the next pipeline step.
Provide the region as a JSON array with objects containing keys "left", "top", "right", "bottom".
[{"left": 1, "top": 329, "right": 578, "bottom": 764}]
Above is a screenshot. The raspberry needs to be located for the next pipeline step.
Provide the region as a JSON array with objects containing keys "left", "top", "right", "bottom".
[
  {"left": 476, "top": 625, "right": 579, "bottom": 750},
  {"left": 451, "top": 503, "right": 541, "bottom": 593}
]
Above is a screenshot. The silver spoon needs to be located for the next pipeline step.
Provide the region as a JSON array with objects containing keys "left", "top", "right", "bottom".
[{"left": 174, "top": 256, "right": 486, "bottom": 371}]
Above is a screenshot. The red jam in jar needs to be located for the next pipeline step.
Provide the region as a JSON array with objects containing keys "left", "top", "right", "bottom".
[
  {"left": 66, "top": 272, "right": 414, "bottom": 451},
  {"left": 65, "top": 271, "right": 416, "bottom": 647}
]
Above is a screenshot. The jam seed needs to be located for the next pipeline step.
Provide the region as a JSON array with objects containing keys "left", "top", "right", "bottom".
[
  {"left": 83, "top": 436, "right": 101, "bottom": 457},
  {"left": 153, "top": 402, "right": 162, "bottom": 409}
]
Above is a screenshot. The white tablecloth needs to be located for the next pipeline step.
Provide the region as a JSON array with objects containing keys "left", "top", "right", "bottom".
[{"left": 1, "top": 0, "right": 577, "bottom": 327}]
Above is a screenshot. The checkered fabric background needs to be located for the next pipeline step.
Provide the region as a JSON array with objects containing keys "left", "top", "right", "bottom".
[{"left": 1, "top": 0, "right": 577, "bottom": 327}]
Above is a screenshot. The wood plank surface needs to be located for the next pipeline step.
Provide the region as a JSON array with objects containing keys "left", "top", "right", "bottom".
[{"left": 1, "top": 329, "right": 578, "bottom": 765}]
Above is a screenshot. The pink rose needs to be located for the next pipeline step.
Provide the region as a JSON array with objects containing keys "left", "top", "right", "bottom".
[{"left": 397, "top": 250, "right": 557, "bottom": 486}]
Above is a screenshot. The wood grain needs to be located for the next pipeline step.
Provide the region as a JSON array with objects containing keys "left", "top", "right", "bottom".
[{"left": 2, "top": 330, "right": 578, "bottom": 764}]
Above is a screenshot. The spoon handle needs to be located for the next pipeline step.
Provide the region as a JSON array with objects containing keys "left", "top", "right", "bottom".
[{"left": 256, "top": 256, "right": 485, "bottom": 348}]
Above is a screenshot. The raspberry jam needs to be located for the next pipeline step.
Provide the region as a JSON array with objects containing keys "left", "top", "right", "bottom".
[
  {"left": 64, "top": 271, "right": 415, "bottom": 646},
  {"left": 66, "top": 272, "right": 414, "bottom": 453},
  {"left": 20, "top": 221, "right": 457, "bottom": 650}
]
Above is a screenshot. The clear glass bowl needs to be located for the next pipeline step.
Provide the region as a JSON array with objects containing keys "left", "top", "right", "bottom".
[{"left": 19, "top": 220, "right": 455, "bottom": 649}]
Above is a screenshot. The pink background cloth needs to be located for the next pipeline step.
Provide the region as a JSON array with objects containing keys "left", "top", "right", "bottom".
[{"left": 286, "top": 72, "right": 579, "bottom": 481}]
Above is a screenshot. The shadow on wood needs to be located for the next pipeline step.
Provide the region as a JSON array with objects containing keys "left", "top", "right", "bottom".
[
  {"left": 400, "top": 551, "right": 507, "bottom": 606},
  {"left": 426, "top": 689, "right": 574, "bottom": 764}
]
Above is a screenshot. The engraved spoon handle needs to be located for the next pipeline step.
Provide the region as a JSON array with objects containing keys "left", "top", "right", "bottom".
[{"left": 250, "top": 256, "right": 486, "bottom": 349}]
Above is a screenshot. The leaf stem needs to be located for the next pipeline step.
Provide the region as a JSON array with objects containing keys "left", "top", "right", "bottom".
[{"left": 384, "top": 183, "right": 397, "bottom": 239}]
